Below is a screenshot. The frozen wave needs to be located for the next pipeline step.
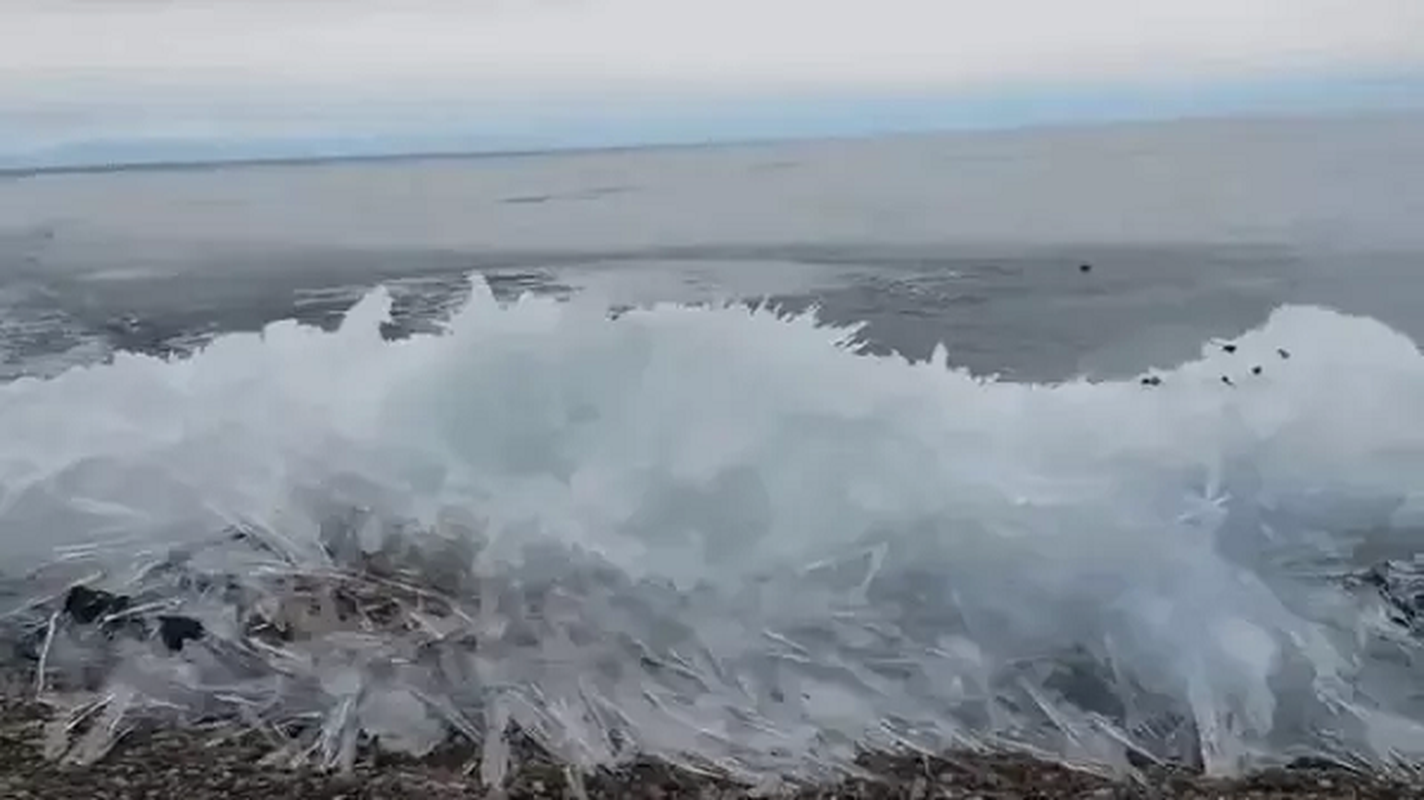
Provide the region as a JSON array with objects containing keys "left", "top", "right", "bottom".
[{"left": 2, "top": 277, "right": 1424, "bottom": 782}]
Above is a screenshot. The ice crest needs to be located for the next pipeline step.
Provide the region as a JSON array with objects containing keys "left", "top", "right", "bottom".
[{"left": 3, "top": 278, "right": 1424, "bottom": 785}]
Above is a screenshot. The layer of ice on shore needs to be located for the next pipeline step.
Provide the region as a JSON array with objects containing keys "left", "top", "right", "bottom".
[{"left": 4, "top": 279, "right": 1424, "bottom": 783}]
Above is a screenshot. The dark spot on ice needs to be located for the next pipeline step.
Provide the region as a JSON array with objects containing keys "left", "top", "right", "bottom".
[
  {"left": 157, "top": 615, "right": 205, "bottom": 652},
  {"left": 1251, "top": 366, "right": 1263, "bottom": 375},
  {"left": 1221, "top": 376, "right": 1235, "bottom": 386},
  {"left": 1278, "top": 348, "right": 1292, "bottom": 359},
  {"left": 1079, "top": 263, "right": 1092, "bottom": 273},
  {"left": 1140, "top": 376, "right": 1162, "bottom": 387},
  {"left": 1221, "top": 344, "right": 1238, "bottom": 354},
  {"left": 1287, "top": 756, "right": 1351, "bottom": 772},
  {"left": 1363, "top": 564, "right": 1389, "bottom": 588},
  {"left": 1125, "top": 749, "right": 1158, "bottom": 770},
  {"left": 64, "top": 586, "right": 130, "bottom": 625}
]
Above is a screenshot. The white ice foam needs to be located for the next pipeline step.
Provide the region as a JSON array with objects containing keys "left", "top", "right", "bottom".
[{"left": 3, "top": 278, "right": 1424, "bottom": 780}]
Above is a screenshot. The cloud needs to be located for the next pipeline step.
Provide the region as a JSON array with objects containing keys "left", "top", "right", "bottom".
[
  {"left": 4, "top": 0, "right": 1422, "bottom": 94},
  {"left": 2, "top": 0, "right": 1421, "bottom": 164}
]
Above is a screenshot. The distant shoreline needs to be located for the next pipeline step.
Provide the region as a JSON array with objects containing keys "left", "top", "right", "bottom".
[
  {"left": 5, "top": 107, "right": 1420, "bottom": 180},
  {"left": 0, "top": 140, "right": 719, "bottom": 179}
]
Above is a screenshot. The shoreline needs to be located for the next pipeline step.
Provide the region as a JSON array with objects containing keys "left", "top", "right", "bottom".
[{"left": 0, "top": 700, "right": 1413, "bottom": 799}]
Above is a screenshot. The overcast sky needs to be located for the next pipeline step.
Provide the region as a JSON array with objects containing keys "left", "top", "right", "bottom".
[{"left": 2, "top": 0, "right": 1422, "bottom": 166}]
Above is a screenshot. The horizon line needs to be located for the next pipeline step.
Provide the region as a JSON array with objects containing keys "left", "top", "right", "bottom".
[{"left": 4, "top": 105, "right": 1422, "bottom": 179}]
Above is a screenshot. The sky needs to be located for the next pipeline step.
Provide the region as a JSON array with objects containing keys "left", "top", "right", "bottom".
[{"left": 2, "top": 0, "right": 1423, "bottom": 168}]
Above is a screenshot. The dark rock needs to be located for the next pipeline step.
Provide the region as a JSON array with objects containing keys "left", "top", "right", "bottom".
[
  {"left": 63, "top": 586, "right": 130, "bottom": 625},
  {"left": 156, "top": 616, "right": 205, "bottom": 653},
  {"left": 1221, "top": 344, "right": 1238, "bottom": 354},
  {"left": 1079, "top": 263, "right": 1093, "bottom": 273}
]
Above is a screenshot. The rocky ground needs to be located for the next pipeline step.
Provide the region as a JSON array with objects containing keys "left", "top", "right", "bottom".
[{"left": 1, "top": 699, "right": 1420, "bottom": 799}]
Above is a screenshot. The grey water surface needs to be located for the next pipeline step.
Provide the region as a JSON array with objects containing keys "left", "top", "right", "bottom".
[{"left": 2, "top": 111, "right": 1422, "bottom": 382}]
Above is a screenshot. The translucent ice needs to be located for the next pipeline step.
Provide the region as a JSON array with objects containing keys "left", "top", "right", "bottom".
[{"left": 4, "top": 279, "right": 1424, "bottom": 783}]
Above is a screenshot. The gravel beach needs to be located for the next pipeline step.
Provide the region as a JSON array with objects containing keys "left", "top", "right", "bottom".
[{"left": 2, "top": 698, "right": 1419, "bottom": 799}]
